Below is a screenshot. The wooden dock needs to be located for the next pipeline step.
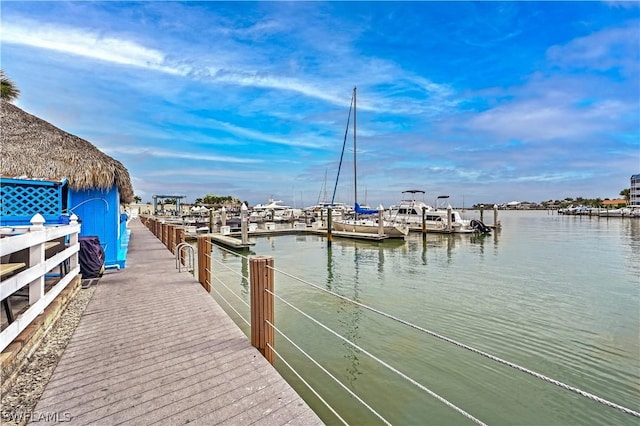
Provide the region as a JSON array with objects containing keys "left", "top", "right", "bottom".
[
  {"left": 31, "top": 219, "right": 323, "bottom": 425},
  {"left": 207, "top": 233, "right": 255, "bottom": 250}
]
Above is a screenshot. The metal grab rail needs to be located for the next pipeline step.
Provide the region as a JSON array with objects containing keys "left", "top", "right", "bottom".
[{"left": 175, "top": 242, "right": 194, "bottom": 276}]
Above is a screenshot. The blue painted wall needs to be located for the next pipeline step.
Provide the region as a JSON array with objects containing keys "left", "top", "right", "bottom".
[{"left": 69, "top": 187, "right": 126, "bottom": 268}]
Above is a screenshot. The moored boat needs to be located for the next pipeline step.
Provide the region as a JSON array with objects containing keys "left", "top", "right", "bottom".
[
  {"left": 330, "top": 87, "right": 408, "bottom": 239},
  {"left": 250, "top": 199, "right": 302, "bottom": 223},
  {"left": 386, "top": 191, "right": 490, "bottom": 234}
]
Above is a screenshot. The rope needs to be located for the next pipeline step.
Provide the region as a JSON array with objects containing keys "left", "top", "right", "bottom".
[
  {"left": 266, "top": 321, "right": 388, "bottom": 426},
  {"left": 265, "top": 289, "right": 487, "bottom": 425},
  {"left": 209, "top": 284, "right": 250, "bottom": 327},
  {"left": 209, "top": 274, "right": 250, "bottom": 308},
  {"left": 210, "top": 256, "right": 246, "bottom": 279},
  {"left": 266, "top": 341, "right": 350, "bottom": 426},
  {"left": 267, "top": 265, "right": 640, "bottom": 418}
]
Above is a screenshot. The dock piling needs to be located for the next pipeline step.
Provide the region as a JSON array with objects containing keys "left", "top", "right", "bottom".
[{"left": 250, "top": 255, "right": 275, "bottom": 365}]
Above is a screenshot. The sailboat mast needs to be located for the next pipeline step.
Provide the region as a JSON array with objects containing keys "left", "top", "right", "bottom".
[{"left": 353, "top": 86, "right": 357, "bottom": 209}]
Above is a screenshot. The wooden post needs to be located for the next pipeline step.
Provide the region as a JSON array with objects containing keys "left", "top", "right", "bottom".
[
  {"left": 377, "top": 210, "right": 384, "bottom": 235},
  {"left": 422, "top": 206, "right": 427, "bottom": 235},
  {"left": 163, "top": 223, "right": 169, "bottom": 248},
  {"left": 327, "top": 207, "right": 332, "bottom": 246},
  {"left": 250, "top": 255, "right": 275, "bottom": 365},
  {"left": 493, "top": 204, "right": 500, "bottom": 229},
  {"left": 241, "top": 203, "right": 248, "bottom": 245},
  {"left": 168, "top": 225, "right": 175, "bottom": 253},
  {"left": 197, "top": 235, "right": 211, "bottom": 292}
]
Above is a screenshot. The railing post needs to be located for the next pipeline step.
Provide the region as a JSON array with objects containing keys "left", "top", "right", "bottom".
[
  {"left": 250, "top": 255, "right": 274, "bottom": 365},
  {"left": 162, "top": 223, "right": 168, "bottom": 248},
  {"left": 69, "top": 214, "right": 80, "bottom": 271},
  {"left": 197, "top": 235, "right": 211, "bottom": 292},
  {"left": 176, "top": 227, "right": 185, "bottom": 246},
  {"left": 29, "top": 214, "right": 46, "bottom": 307},
  {"left": 168, "top": 225, "right": 175, "bottom": 253}
]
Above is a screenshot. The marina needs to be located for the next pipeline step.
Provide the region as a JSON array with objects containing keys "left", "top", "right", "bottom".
[
  {"left": 1, "top": 4, "right": 638, "bottom": 424},
  {"left": 202, "top": 210, "right": 639, "bottom": 425}
]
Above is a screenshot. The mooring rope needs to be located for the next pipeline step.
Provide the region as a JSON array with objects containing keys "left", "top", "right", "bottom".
[{"left": 268, "top": 265, "right": 640, "bottom": 418}]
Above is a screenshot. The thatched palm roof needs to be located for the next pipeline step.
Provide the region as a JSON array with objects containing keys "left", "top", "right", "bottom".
[{"left": 0, "top": 100, "right": 133, "bottom": 203}]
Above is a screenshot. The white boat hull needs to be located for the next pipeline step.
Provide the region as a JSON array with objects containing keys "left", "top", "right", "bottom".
[{"left": 332, "top": 219, "right": 408, "bottom": 238}]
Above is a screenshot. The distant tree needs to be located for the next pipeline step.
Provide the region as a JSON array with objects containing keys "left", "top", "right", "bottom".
[
  {"left": 620, "top": 188, "right": 630, "bottom": 203},
  {"left": 133, "top": 195, "right": 142, "bottom": 203},
  {"left": 0, "top": 70, "right": 20, "bottom": 102},
  {"left": 196, "top": 194, "right": 240, "bottom": 206}
]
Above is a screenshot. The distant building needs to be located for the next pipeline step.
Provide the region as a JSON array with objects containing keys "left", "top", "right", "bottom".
[
  {"left": 602, "top": 198, "right": 627, "bottom": 208},
  {"left": 0, "top": 100, "right": 134, "bottom": 268},
  {"left": 631, "top": 174, "right": 640, "bottom": 207}
]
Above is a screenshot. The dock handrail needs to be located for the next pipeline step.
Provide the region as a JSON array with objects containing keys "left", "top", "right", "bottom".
[
  {"left": 141, "top": 214, "right": 640, "bottom": 424},
  {"left": 175, "top": 242, "right": 194, "bottom": 275}
]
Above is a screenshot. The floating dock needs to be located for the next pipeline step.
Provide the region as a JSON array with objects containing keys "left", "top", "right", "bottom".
[{"left": 206, "top": 233, "right": 255, "bottom": 249}]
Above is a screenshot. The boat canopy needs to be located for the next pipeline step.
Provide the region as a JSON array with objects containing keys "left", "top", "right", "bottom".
[{"left": 355, "top": 202, "right": 378, "bottom": 215}]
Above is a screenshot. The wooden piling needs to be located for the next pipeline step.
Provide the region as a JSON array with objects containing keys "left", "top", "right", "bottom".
[
  {"left": 422, "top": 206, "right": 427, "bottom": 234},
  {"left": 250, "top": 255, "right": 275, "bottom": 365},
  {"left": 327, "top": 208, "right": 333, "bottom": 246},
  {"left": 168, "top": 225, "right": 175, "bottom": 253},
  {"left": 197, "top": 235, "right": 211, "bottom": 292}
]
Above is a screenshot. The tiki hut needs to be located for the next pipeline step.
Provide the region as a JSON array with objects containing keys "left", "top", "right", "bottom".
[{"left": 0, "top": 99, "right": 134, "bottom": 268}]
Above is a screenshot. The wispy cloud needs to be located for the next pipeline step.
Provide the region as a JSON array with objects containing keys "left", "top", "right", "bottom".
[
  {"left": 2, "top": 2, "right": 637, "bottom": 206},
  {"left": 2, "top": 19, "right": 191, "bottom": 76},
  {"left": 103, "top": 146, "right": 262, "bottom": 164}
]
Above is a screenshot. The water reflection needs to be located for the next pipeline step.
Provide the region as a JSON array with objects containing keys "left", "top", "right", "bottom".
[
  {"left": 240, "top": 255, "right": 249, "bottom": 297},
  {"left": 324, "top": 238, "right": 408, "bottom": 386}
]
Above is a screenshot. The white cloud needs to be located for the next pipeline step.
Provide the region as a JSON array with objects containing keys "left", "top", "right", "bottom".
[
  {"left": 103, "top": 146, "right": 262, "bottom": 163},
  {"left": 204, "top": 118, "right": 329, "bottom": 149},
  {"left": 2, "top": 19, "right": 190, "bottom": 75}
]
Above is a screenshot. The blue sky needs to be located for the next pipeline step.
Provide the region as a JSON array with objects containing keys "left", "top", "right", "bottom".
[{"left": 2, "top": 1, "right": 639, "bottom": 207}]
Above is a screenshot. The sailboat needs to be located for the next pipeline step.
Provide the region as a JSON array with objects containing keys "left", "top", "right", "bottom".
[{"left": 331, "top": 87, "right": 409, "bottom": 239}]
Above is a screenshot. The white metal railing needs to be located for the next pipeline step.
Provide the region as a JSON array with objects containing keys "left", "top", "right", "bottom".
[{"left": 0, "top": 213, "right": 81, "bottom": 352}]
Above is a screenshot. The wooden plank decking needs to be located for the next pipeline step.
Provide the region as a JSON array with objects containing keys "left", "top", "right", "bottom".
[{"left": 31, "top": 219, "right": 323, "bottom": 425}]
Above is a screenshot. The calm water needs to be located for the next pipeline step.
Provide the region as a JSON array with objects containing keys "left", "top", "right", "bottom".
[{"left": 208, "top": 210, "right": 639, "bottom": 425}]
